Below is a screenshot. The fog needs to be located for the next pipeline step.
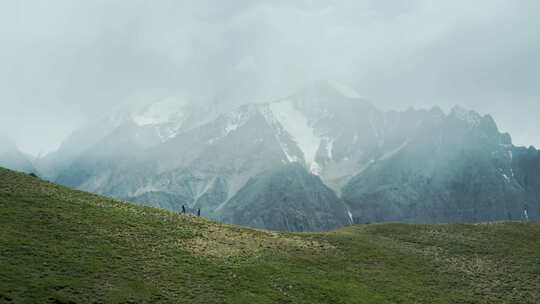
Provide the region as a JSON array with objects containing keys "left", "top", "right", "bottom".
[{"left": 1, "top": 0, "right": 539, "bottom": 156}]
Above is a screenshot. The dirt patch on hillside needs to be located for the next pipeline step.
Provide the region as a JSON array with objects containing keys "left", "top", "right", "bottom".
[{"left": 180, "top": 215, "right": 335, "bottom": 258}]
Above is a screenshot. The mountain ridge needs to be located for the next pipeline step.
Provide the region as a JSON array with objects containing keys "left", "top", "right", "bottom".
[{"left": 13, "top": 82, "right": 540, "bottom": 231}]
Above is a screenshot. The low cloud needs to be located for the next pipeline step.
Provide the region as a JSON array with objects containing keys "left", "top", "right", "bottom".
[{"left": 1, "top": 0, "right": 538, "bottom": 154}]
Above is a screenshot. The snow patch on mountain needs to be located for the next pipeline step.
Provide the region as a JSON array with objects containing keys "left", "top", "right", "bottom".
[
  {"left": 224, "top": 119, "right": 241, "bottom": 135},
  {"left": 450, "top": 106, "right": 481, "bottom": 127},
  {"left": 327, "top": 139, "right": 334, "bottom": 160},
  {"left": 268, "top": 100, "right": 321, "bottom": 169},
  {"left": 208, "top": 107, "right": 256, "bottom": 145},
  {"left": 379, "top": 140, "right": 409, "bottom": 161},
  {"left": 498, "top": 168, "right": 511, "bottom": 183},
  {"left": 224, "top": 107, "right": 257, "bottom": 136},
  {"left": 130, "top": 98, "right": 189, "bottom": 142},
  {"left": 310, "top": 161, "right": 322, "bottom": 175},
  {"left": 327, "top": 80, "right": 361, "bottom": 99},
  {"left": 260, "top": 105, "right": 299, "bottom": 163},
  {"left": 157, "top": 128, "right": 178, "bottom": 142},
  {"left": 132, "top": 98, "right": 186, "bottom": 126},
  {"left": 347, "top": 209, "right": 353, "bottom": 224},
  {"left": 194, "top": 177, "right": 216, "bottom": 200},
  {"left": 132, "top": 183, "right": 160, "bottom": 197},
  {"left": 282, "top": 149, "right": 300, "bottom": 163}
]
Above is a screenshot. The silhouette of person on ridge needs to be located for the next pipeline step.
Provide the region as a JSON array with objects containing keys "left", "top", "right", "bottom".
[
  {"left": 181, "top": 205, "right": 186, "bottom": 214},
  {"left": 197, "top": 209, "right": 200, "bottom": 217}
]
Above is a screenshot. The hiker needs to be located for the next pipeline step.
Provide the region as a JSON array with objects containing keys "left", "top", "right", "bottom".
[
  {"left": 181, "top": 205, "right": 186, "bottom": 214},
  {"left": 197, "top": 209, "right": 200, "bottom": 217}
]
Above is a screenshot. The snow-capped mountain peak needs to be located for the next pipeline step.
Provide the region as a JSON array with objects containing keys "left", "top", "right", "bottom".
[{"left": 132, "top": 98, "right": 186, "bottom": 126}]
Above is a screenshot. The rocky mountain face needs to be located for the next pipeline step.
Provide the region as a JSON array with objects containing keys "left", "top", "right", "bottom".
[
  {"left": 510, "top": 146, "right": 540, "bottom": 220},
  {"left": 342, "top": 108, "right": 538, "bottom": 223},
  {"left": 34, "top": 82, "right": 540, "bottom": 231},
  {"left": 221, "top": 163, "right": 352, "bottom": 232}
]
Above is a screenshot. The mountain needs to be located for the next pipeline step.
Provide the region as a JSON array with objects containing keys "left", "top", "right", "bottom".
[
  {"left": 40, "top": 82, "right": 540, "bottom": 231},
  {"left": 0, "top": 136, "right": 36, "bottom": 174},
  {"left": 2, "top": 167, "right": 539, "bottom": 303},
  {"left": 45, "top": 82, "right": 383, "bottom": 231},
  {"left": 35, "top": 98, "right": 222, "bottom": 180},
  {"left": 342, "top": 106, "right": 539, "bottom": 224},
  {"left": 220, "top": 163, "right": 352, "bottom": 232}
]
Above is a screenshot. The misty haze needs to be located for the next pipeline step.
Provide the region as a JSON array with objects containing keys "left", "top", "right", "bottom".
[{"left": 1, "top": 1, "right": 539, "bottom": 303}]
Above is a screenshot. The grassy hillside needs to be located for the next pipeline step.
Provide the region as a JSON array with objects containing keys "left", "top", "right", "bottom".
[{"left": 0, "top": 167, "right": 539, "bottom": 304}]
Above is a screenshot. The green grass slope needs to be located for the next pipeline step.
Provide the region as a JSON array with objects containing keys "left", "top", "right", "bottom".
[{"left": 0, "top": 167, "right": 539, "bottom": 304}]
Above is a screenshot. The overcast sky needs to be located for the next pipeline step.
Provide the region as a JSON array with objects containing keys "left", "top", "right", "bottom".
[{"left": 1, "top": 0, "right": 539, "bottom": 156}]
